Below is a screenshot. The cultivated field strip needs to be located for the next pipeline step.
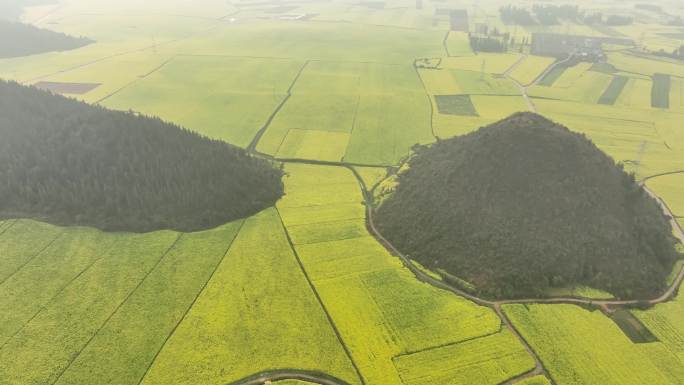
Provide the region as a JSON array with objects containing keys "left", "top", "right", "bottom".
[
  {"left": 0, "top": 229, "right": 180, "bottom": 385},
  {"left": 392, "top": 329, "right": 535, "bottom": 385},
  {"left": 104, "top": 55, "right": 305, "bottom": 148},
  {"left": 0, "top": 219, "right": 64, "bottom": 284},
  {"left": 276, "top": 163, "right": 523, "bottom": 385},
  {"left": 503, "top": 304, "right": 679, "bottom": 385},
  {"left": 136, "top": 209, "right": 361, "bottom": 385},
  {"left": 256, "top": 61, "right": 433, "bottom": 166},
  {"left": 0, "top": 227, "right": 122, "bottom": 347},
  {"left": 53, "top": 222, "right": 243, "bottom": 385}
]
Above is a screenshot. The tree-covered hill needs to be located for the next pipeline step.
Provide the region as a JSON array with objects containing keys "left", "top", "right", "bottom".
[
  {"left": 0, "top": 20, "right": 92, "bottom": 58},
  {"left": 374, "top": 112, "right": 679, "bottom": 299},
  {"left": 0, "top": 81, "right": 284, "bottom": 232}
]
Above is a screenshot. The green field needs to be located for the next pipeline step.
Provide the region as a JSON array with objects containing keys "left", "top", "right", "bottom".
[
  {"left": 503, "top": 304, "right": 679, "bottom": 385},
  {"left": 256, "top": 61, "right": 433, "bottom": 165},
  {"left": 104, "top": 56, "right": 304, "bottom": 147},
  {"left": 598, "top": 76, "right": 629, "bottom": 105},
  {"left": 276, "top": 164, "right": 508, "bottom": 384},
  {"left": 652, "top": 73, "right": 672, "bottom": 109},
  {"left": 2, "top": 0, "right": 684, "bottom": 384},
  {"left": 434, "top": 95, "right": 479, "bottom": 116},
  {"left": 137, "top": 209, "right": 361, "bottom": 385}
]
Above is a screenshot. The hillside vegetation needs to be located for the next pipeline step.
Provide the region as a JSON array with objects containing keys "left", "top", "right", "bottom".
[
  {"left": 0, "top": 20, "right": 92, "bottom": 58},
  {"left": 375, "top": 112, "right": 679, "bottom": 299},
  {"left": 0, "top": 81, "right": 283, "bottom": 232}
]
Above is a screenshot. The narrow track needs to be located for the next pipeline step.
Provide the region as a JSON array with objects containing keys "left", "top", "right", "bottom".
[
  {"left": 503, "top": 53, "right": 575, "bottom": 113},
  {"left": 226, "top": 370, "right": 352, "bottom": 385}
]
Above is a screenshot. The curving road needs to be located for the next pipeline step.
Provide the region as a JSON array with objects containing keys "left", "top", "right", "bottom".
[
  {"left": 503, "top": 53, "right": 576, "bottom": 113},
  {"left": 226, "top": 369, "right": 352, "bottom": 385}
]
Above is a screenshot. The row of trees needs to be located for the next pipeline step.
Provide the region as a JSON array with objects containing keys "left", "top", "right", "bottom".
[{"left": 0, "top": 81, "right": 284, "bottom": 232}]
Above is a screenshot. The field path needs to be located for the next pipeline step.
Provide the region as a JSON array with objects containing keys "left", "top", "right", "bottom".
[
  {"left": 227, "top": 370, "right": 352, "bottom": 385},
  {"left": 503, "top": 54, "right": 575, "bottom": 114}
]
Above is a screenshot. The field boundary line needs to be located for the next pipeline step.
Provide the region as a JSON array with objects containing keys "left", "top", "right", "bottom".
[
  {"left": 0, "top": 219, "right": 18, "bottom": 238},
  {"left": 275, "top": 207, "right": 367, "bottom": 385},
  {"left": 25, "top": 22, "right": 224, "bottom": 84},
  {"left": 641, "top": 170, "right": 684, "bottom": 183},
  {"left": 0, "top": 230, "right": 65, "bottom": 287},
  {"left": 0, "top": 236, "right": 123, "bottom": 350},
  {"left": 413, "top": 60, "right": 438, "bottom": 140},
  {"left": 95, "top": 55, "right": 178, "bottom": 105},
  {"left": 442, "top": 30, "right": 451, "bottom": 57},
  {"left": 247, "top": 60, "right": 310, "bottom": 153},
  {"left": 133, "top": 220, "right": 245, "bottom": 385},
  {"left": 391, "top": 323, "right": 504, "bottom": 359},
  {"left": 50, "top": 233, "right": 184, "bottom": 385},
  {"left": 341, "top": 90, "right": 363, "bottom": 163}
]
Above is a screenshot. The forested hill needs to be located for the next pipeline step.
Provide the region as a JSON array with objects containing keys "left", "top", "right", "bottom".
[
  {"left": 0, "top": 81, "right": 284, "bottom": 232},
  {"left": 375, "top": 112, "right": 679, "bottom": 299},
  {"left": 0, "top": 20, "right": 93, "bottom": 58}
]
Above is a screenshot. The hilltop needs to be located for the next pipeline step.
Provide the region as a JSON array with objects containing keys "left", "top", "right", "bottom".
[
  {"left": 374, "top": 112, "right": 679, "bottom": 299},
  {"left": 0, "top": 81, "right": 284, "bottom": 232}
]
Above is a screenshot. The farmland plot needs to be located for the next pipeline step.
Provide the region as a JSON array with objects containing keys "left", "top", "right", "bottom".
[
  {"left": 354, "top": 166, "right": 389, "bottom": 191},
  {"left": 105, "top": 56, "right": 304, "bottom": 147},
  {"left": 538, "top": 65, "right": 566, "bottom": 86},
  {"left": 54, "top": 222, "right": 243, "bottom": 385},
  {"left": 392, "top": 329, "right": 535, "bottom": 385},
  {"left": 0, "top": 226, "right": 124, "bottom": 346},
  {"left": 510, "top": 55, "right": 555, "bottom": 85},
  {"left": 446, "top": 31, "right": 474, "bottom": 57},
  {"left": 670, "top": 77, "right": 684, "bottom": 112},
  {"left": 0, "top": 219, "right": 64, "bottom": 283},
  {"left": 645, "top": 174, "right": 684, "bottom": 217},
  {"left": 652, "top": 73, "right": 672, "bottom": 109},
  {"left": 156, "top": 21, "right": 446, "bottom": 64},
  {"left": 432, "top": 95, "right": 528, "bottom": 138},
  {"left": 447, "top": 69, "right": 520, "bottom": 95},
  {"left": 0, "top": 229, "right": 179, "bottom": 385},
  {"left": 616, "top": 78, "right": 654, "bottom": 109},
  {"left": 534, "top": 99, "right": 672, "bottom": 177},
  {"left": 528, "top": 69, "right": 613, "bottom": 104},
  {"left": 257, "top": 61, "right": 432, "bottom": 165},
  {"left": 503, "top": 304, "right": 677, "bottom": 385},
  {"left": 138, "top": 209, "right": 361, "bottom": 385},
  {"left": 28, "top": 51, "right": 174, "bottom": 103},
  {"left": 276, "top": 164, "right": 513, "bottom": 384},
  {"left": 607, "top": 52, "right": 684, "bottom": 78},
  {"left": 439, "top": 53, "right": 523, "bottom": 75},
  {"left": 598, "top": 76, "right": 629, "bottom": 105},
  {"left": 634, "top": 293, "right": 684, "bottom": 357}
]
